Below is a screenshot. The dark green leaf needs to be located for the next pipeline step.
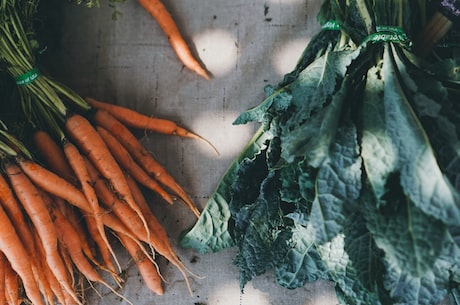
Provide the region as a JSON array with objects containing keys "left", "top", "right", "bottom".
[
  {"left": 181, "top": 127, "right": 270, "bottom": 253},
  {"left": 309, "top": 123, "right": 362, "bottom": 244},
  {"left": 275, "top": 224, "right": 328, "bottom": 289}
]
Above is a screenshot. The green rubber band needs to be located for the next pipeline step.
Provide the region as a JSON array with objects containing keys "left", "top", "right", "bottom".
[
  {"left": 15, "top": 68, "right": 40, "bottom": 86},
  {"left": 362, "top": 26, "right": 412, "bottom": 47},
  {"left": 322, "top": 20, "right": 340, "bottom": 31}
]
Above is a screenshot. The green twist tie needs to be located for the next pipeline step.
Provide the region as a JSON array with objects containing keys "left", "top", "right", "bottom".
[
  {"left": 322, "top": 20, "right": 340, "bottom": 31},
  {"left": 15, "top": 68, "right": 40, "bottom": 86},
  {"left": 362, "top": 26, "right": 412, "bottom": 48}
]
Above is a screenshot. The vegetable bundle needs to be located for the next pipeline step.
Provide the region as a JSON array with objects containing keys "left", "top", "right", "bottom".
[
  {"left": 181, "top": 0, "right": 460, "bottom": 304},
  {"left": 0, "top": 0, "right": 214, "bottom": 304}
]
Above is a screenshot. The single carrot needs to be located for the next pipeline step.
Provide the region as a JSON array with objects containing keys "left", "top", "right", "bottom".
[
  {"left": 31, "top": 254, "right": 55, "bottom": 305},
  {"left": 65, "top": 113, "right": 150, "bottom": 238},
  {"left": 0, "top": 203, "right": 44, "bottom": 305},
  {"left": 0, "top": 173, "right": 36, "bottom": 254},
  {"left": 62, "top": 139, "right": 118, "bottom": 273},
  {"left": 0, "top": 253, "right": 6, "bottom": 305},
  {"left": 4, "top": 261, "right": 20, "bottom": 305},
  {"left": 96, "top": 126, "right": 174, "bottom": 204},
  {"left": 92, "top": 110, "right": 200, "bottom": 217},
  {"left": 84, "top": 215, "right": 120, "bottom": 276},
  {"left": 59, "top": 242, "right": 77, "bottom": 287},
  {"left": 125, "top": 174, "right": 198, "bottom": 295},
  {"left": 33, "top": 130, "right": 75, "bottom": 184},
  {"left": 86, "top": 97, "right": 218, "bottom": 155},
  {"left": 16, "top": 157, "right": 139, "bottom": 243},
  {"left": 136, "top": 0, "right": 210, "bottom": 79},
  {"left": 118, "top": 233, "right": 164, "bottom": 295},
  {"left": 4, "top": 162, "right": 82, "bottom": 305}
]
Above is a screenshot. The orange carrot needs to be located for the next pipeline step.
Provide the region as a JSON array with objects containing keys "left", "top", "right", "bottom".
[
  {"left": 0, "top": 173, "right": 36, "bottom": 255},
  {"left": 84, "top": 215, "right": 119, "bottom": 276},
  {"left": 31, "top": 254, "right": 55, "bottom": 305},
  {"left": 136, "top": 0, "right": 210, "bottom": 79},
  {"left": 83, "top": 157, "right": 150, "bottom": 244},
  {"left": 83, "top": 157, "right": 161, "bottom": 279},
  {"left": 53, "top": 197, "right": 96, "bottom": 261},
  {"left": 92, "top": 110, "right": 200, "bottom": 217},
  {"left": 49, "top": 196, "right": 126, "bottom": 301},
  {"left": 62, "top": 139, "right": 118, "bottom": 273},
  {"left": 96, "top": 126, "right": 174, "bottom": 204},
  {"left": 32, "top": 226, "right": 71, "bottom": 305},
  {"left": 118, "top": 233, "right": 164, "bottom": 295},
  {"left": 125, "top": 174, "right": 198, "bottom": 295},
  {"left": 33, "top": 130, "right": 75, "bottom": 184},
  {"left": 0, "top": 203, "right": 44, "bottom": 305},
  {"left": 4, "top": 162, "right": 81, "bottom": 305},
  {"left": 4, "top": 261, "right": 20, "bottom": 305},
  {"left": 86, "top": 97, "right": 218, "bottom": 155},
  {"left": 38, "top": 190, "right": 104, "bottom": 275},
  {"left": 16, "top": 157, "right": 139, "bottom": 242},
  {"left": 65, "top": 113, "right": 150, "bottom": 237},
  {"left": 0, "top": 253, "right": 6, "bottom": 305}
]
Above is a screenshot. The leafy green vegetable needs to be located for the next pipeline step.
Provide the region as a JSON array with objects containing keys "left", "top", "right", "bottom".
[
  {"left": 181, "top": 0, "right": 460, "bottom": 304},
  {"left": 180, "top": 127, "right": 271, "bottom": 253}
]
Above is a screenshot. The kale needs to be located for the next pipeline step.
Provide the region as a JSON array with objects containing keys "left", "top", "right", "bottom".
[{"left": 182, "top": 1, "right": 460, "bottom": 304}]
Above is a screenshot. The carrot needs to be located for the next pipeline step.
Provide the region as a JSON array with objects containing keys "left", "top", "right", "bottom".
[
  {"left": 118, "top": 234, "right": 164, "bottom": 295},
  {"left": 32, "top": 226, "right": 71, "bottom": 305},
  {"left": 125, "top": 174, "right": 199, "bottom": 295},
  {"left": 16, "top": 157, "right": 140, "bottom": 243},
  {"left": 0, "top": 173, "right": 36, "bottom": 255},
  {"left": 5, "top": 162, "right": 82, "bottom": 305},
  {"left": 36, "top": 133, "right": 118, "bottom": 269},
  {"left": 48, "top": 195, "right": 128, "bottom": 303},
  {"left": 136, "top": 0, "right": 210, "bottom": 79},
  {"left": 86, "top": 97, "right": 218, "bottom": 155},
  {"left": 39, "top": 190, "right": 104, "bottom": 275},
  {"left": 4, "top": 262, "right": 20, "bottom": 305},
  {"left": 0, "top": 203, "right": 44, "bottom": 305},
  {"left": 84, "top": 215, "right": 119, "bottom": 276},
  {"left": 33, "top": 130, "right": 75, "bottom": 183},
  {"left": 62, "top": 139, "right": 118, "bottom": 274},
  {"left": 96, "top": 126, "right": 174, "bottom": 205},
  {"left": 65, "top": 113, "right": 150, "bottom": 238},
  {"left": 82, "top": 157, "right": 164, "bottom": 274},
  {"left": 53, "top": 197, "right": 97, "bottom": 262},
  {"left": 83, "top": 158, "right": 151, "bottom": 244},
  {"left": 32, "top": 258, "right": 55, "bottom": 305},
  {"left": 92, "top": 110, "right": 201, "bottom": 217},
  {"left": 29, "top": 227, "right": 58, "bottom": 305},
  {"left": 0, "top": 253, "right": 6, "bottom": 305}
]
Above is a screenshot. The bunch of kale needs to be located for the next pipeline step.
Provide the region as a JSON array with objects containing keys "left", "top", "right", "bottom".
[{"left": 182, "top": 1, "right": 460, "bottom": 304}]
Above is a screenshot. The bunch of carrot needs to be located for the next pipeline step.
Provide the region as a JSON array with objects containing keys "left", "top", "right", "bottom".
[{"left": 0, "top": 0, "right": 215, "bottom": 304}]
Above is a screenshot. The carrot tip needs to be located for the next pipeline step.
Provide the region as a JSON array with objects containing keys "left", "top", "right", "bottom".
[
  {"left": 183, "top": 131, "right": 219, "bottom": 156},
  {"left": 194, "top": 67, "right": 211, "bottom": 80},
  {"left": 198, "top": 135, "right": 220, "bottom": 156}
]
